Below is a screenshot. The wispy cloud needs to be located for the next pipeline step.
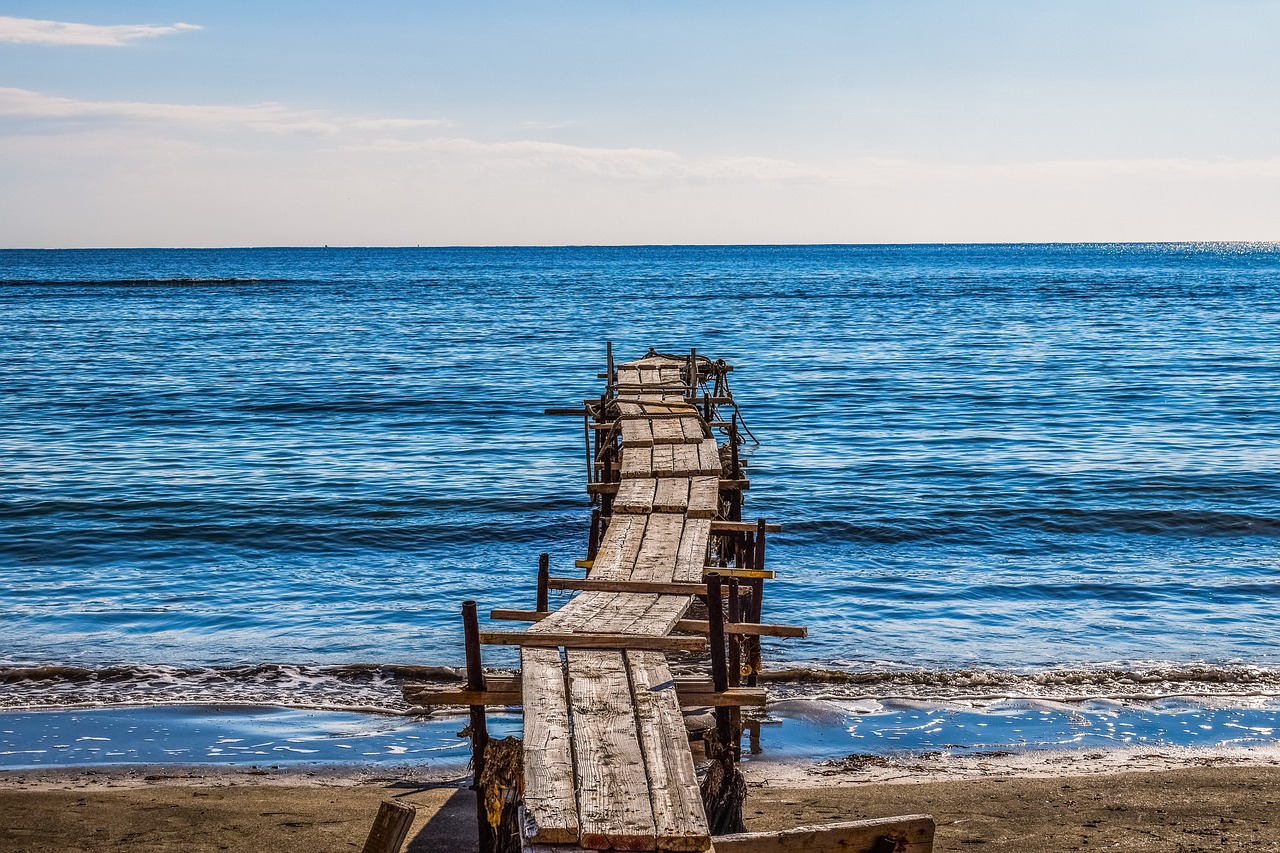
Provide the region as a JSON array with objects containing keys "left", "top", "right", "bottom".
[
  {"left": 0, "top": 16, "right": 200, "bottom": 47},
  {"left": 0, "top": 87, "right": 448, "bottom": 135}
]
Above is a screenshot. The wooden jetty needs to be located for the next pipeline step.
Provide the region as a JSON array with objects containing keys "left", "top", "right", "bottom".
[{"left": 407, "top": 349, "right": 934, "bottom": 853}]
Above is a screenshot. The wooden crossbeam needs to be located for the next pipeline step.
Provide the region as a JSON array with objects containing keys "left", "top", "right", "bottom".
[
  {"left": 480, "top": 631, "right": 708, "bottom": 652},
  {"left": 546, "top": 577, "right": 711, "bottom": 595},
  {"left": 711, "top": 520, "right": 782, "bottom": 533},
  {"left": 674, "top": 620, "right": 807, "bottom": 639},
  {"left": 587, "top": 478, "right": 749, "bottom": 495},
  {"left": 491, "top": 609, "right": 805, "bottom": 640},
  {"left": 405, "top": 681, "right": 766, "bottom": 709},
  {"left": 703, "top": 568, "right": 774, "bottom": 580}
]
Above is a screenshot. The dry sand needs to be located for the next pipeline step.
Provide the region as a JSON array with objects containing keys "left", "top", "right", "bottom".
[{"left": 3, "top": 754, "right": 1279, "bottom": 852}]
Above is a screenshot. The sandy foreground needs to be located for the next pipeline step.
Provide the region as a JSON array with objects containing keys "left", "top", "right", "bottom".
[{"left": 3, "top": 752, "right": 1279, "bottom": 853}]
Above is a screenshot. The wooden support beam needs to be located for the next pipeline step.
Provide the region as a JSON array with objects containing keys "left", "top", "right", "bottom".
[
  {"left": 546, "top": 577, "right": 713, "bottom": 596},
  {"left": 674, "top": 620, "right": 807, "bottom": 639},
  {"left": 493, "top": 610, "right": 804, "bottom": 639},
  {"left": 479, "top": 631, "right": 708, "bottom": 652},
  {"left": 587, "top": 478, "right": 747, "bottom": 495},
  {"left": 404, "top": 680, "right": 766, "bottom": 709},
  {"left": 711, "top": 520, "right": 781, "bottom": 533},
  {"left": 703, "top": 567, "right": 774, "bottom": 580},
  {"left": 711, "top": 815, "right": 936, "bottom": 853}
]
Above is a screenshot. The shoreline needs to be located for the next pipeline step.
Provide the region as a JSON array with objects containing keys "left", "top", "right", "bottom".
[{"left": 3, "top": 754, "right": 1278, "bottom": 852}]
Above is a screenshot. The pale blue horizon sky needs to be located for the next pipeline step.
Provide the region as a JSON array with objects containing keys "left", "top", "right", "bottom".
[{"left": 2, "top": 1, "right": 1278, "bottom": 247}]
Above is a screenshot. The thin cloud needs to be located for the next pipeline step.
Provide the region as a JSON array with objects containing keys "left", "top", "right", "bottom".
[
  {"left": 0, "top": 16, "right": 200, "bottom": 47},
  {"left": 0, "top": 87, "right": 445, "bottom": 136}
]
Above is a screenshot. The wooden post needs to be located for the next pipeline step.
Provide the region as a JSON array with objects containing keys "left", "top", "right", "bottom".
[
  {"left": 727, "top": 578, "right": 742, "bottom": 760},
  {"left": 705, "top": 572, "right": 732, "bottom": 749},
  {"left": 583, "top": 413, "right": 593, "bottom": 484},
  {"left": 587, "top": 508, "right": 601, "bottom": 561},
  {"left": 606, "top": 340, "right": 614, "bottom": 396},
  {"left": 755, "top": 517, "right": 767, "bottom": 571},
  {"left": 536, "top": 553, "right": 549, "bottom": 613},
  {"left": 687, "top": 347, "right": 698, "bottom": 399},
  {"left": 361, "top": 800, "right": 417, "bottom": 853},
  {"left": 747, "top": 577, "right": 764, "bottom": 687},
  {"left": 462, "top": 601, "right": 493, "bottom": 853},
  {"left": 729, "top": 421, "right": 741, "bottom": 480}
]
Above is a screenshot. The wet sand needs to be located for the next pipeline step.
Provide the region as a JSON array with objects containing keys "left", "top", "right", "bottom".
[{"left": 3, "top": 755, "right": 1279, "bottom": 852}]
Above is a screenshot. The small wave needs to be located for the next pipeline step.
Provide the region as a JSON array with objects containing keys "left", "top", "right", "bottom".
[
  {"left": 0, "top": 662, "right": 465, "bottom": 714},
  {"left": 8, "top": 661, "right": 1280, "bottom": 714},
  {"left": 759, "top": 663, "right": 1280, "bottom": 701}
]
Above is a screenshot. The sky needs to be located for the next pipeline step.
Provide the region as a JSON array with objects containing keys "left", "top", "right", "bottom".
[{"left": 1, "top": 1, "right": 1278, "bottom": 247}]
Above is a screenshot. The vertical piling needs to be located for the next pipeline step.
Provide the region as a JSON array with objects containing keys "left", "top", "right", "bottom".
[
  {"left": 587, "top": 508, "right": 601, "bottom": 562},
  {"left": 705, "top": 573, "right": 731, "bottom": 748},
  {"left": 746, "top": 577, "right": 764, "bottom": 687},
  {"left": 462, "top": 601, "right": 493, "bottom": 853},
  {"left": 727, "top": 578, "right": 742, "bottom": 759},
  {"left": 536, "top": 553, "right": 550, "bottom": 613},
  {"left": 606, "top": 340, "right": 614, "bottom": 396}
]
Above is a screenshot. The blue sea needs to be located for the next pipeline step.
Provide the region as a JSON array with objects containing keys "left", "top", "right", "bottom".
[{"left": 3, "top": 243, "right": 1280, "bottom": 769}]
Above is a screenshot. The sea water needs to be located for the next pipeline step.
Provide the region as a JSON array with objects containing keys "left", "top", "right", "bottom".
[{"left": 3, "top": 243, "right": 1280, "bottom": 768}]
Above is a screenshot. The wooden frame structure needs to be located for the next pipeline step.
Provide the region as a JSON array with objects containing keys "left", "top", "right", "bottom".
[{"left": 405, "top": 348, "right": 933, "bottom": 853}]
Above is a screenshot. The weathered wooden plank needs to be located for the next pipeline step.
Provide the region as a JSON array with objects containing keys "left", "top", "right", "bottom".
[
  {"left": 630, "top": 512, "right": 684, "bottom": 582},
  {"left": 568, "top": 650, "right": 658, "bottom": 851},
  {"left": 650, "top": 444, "right": 676, "bottom": 478},
  {"left": 687, "top": 476, "right": 719, "bottom": 519},
  {"left": 481, "top": 631, "right": 707, "bottom": 652},
  {"left": 673, "top": 517, "right": 712, "bottom": 583},
  {"left": 592, "top": 514, "right": 648, "bottom": 580},
  {"left": 680, "top": 417, "right": 708, "bottom": 442},
  {"left": 650, "top": 417, "right": 686, "bottom": 445},
  {"left": 652, "top": 478, "right": 690, "bottom": 514},
  {"left": 613, "top": 478, "right": 658, "bottom": 515},
  {"left": 620, "top": 419, "right": 655, "bottom": 449},
  {"left": 574, "top": 592, "right": 659, "bottom": 634},
  {"left": 620, "top": 446, "right": 654, "bottom": 479},
  {"left": 616, "top": 366, "right": 642, "bottom": 387},
  {"left": 711, "top": 815, "right": 936, "bottom": 853},
  {"left": 669, "top": 442, "right": 700, "bottom": 477},
  {"left": 656, "top": 366, "right": 684, "bottom": 385},
  {"left": 533, "top": 592, "right": 623, "bottom": 635},
  {"left": 575, "top": 593, "right": 690, "bottom": 637},
  {"left": 520, "top": 647, "right": 579, "bottom": 845},
  {"left": 627, "top": 651, "right": 711, "bottom": 851},
  {"left": 695, "top": 438, "right": 723, "bottom": 476}
]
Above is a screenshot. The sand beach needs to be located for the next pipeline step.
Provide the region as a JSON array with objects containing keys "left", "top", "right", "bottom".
[{"left": 4, "top": 750, "right": 1279, "bottom": 852}]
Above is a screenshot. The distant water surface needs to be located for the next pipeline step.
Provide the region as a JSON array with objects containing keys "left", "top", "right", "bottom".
[{"left": 3, "top": 244, "right": 1280, "bottom": 722}]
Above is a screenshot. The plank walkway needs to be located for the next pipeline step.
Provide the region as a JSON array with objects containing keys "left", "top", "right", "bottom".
[
  {"left": 523, "top": 355, "right": 717, "bottom": 853},
  {"left": 405, "top": 350, "right": 933, "bottom": 853}
]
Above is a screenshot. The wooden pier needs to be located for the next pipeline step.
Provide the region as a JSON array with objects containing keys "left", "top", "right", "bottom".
[{"left": 407, "top": 349, "right": 934, "bottom": 853}]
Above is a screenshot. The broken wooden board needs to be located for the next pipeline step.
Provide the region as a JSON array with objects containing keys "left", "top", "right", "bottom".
[
  {"left": 711, "top": 815, "right": 935, "bottom": 853},
  {"left": 520, "top": 647, "right": 579, "bottom": 845},
  {"left": 627, "top": 651, "right": 711, "bottom": 851},
  {"left": 567, "top": 650, "right": 658, "bottom": 851}
]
